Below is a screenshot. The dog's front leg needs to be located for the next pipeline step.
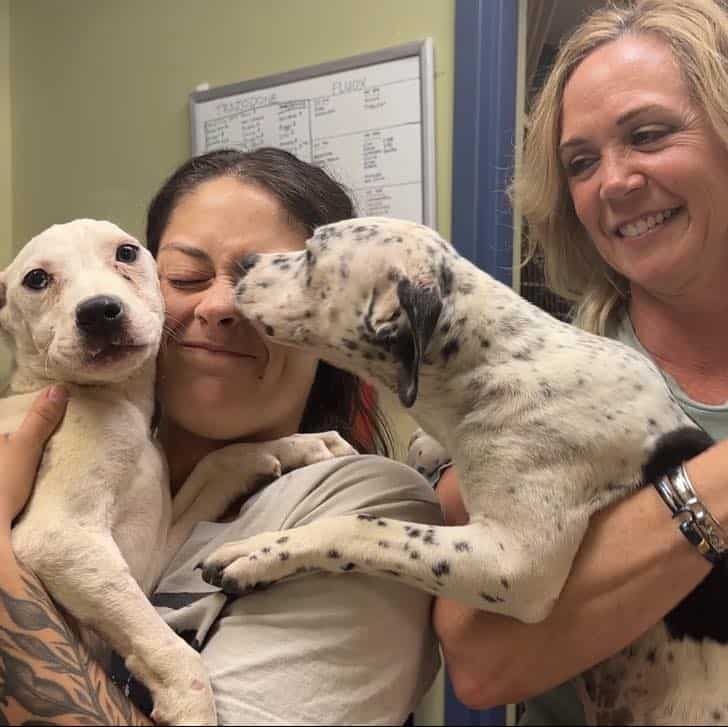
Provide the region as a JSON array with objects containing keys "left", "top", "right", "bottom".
[
  {"left": 163, "top": 431, "right": 357, "bottom": 569},
  {"left": 200, "top": 514, "right": 587, "bottom": 624},
  {"left": 22, "top": 527, "right": 217, "bottom": 725}
]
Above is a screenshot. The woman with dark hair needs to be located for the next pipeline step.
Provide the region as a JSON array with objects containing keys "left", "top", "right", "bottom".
[
  {"left": 146, "top": 147, "right": 391, "bottom": 457},
  {"left": 0, "top": 147, "right": 441, "bottom": 725}
]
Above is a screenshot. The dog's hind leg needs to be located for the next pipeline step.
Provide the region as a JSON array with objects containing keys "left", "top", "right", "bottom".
[
  {"left": 200, "top": 514, "right": 588, "bottom": 624},
  {"left": 23, "top": 527, "right": 217, "bottom": 726}
]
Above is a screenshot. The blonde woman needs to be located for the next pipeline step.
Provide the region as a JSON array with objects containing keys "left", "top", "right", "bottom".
[{"left": 435, "top": 0, "right": 728, "bottom": 722}]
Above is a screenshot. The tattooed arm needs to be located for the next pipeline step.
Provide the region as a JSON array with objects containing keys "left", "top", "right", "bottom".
[
  {"left": 0, "top": 387, "right": 151, "bottom": 724},
  {"left": 0, "top": 534, "right": 152, "bottom": 724}
]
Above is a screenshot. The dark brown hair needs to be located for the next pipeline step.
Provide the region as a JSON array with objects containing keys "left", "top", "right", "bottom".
[{"left": 147, "top": 147, "right": 393, "bottom": 455}]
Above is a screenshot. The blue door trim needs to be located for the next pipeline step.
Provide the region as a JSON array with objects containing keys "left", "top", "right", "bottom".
[
  {"left": 445, "top": 0, "right": 519, "bottom": 724},
  {"left": 451, "top": 0, "right": 519, "bottom": 287}
]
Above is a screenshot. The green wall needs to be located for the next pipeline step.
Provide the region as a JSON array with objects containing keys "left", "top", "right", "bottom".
[{"left": 10, "top": 0, "right": 454, "bottom": 248}]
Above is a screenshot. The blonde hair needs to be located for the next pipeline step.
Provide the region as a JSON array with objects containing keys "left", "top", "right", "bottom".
[{"left": 512, "top": 0, "right": 728, "bottom": 333}]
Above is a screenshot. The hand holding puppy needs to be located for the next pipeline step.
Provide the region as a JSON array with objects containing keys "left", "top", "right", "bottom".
[{"left": 0, "top": 385, "right": 68, "bottom": 530}]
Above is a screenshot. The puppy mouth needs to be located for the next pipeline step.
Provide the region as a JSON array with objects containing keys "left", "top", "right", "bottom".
[{"left": 82, "top": 341, "right": 151, "bottom": 365}]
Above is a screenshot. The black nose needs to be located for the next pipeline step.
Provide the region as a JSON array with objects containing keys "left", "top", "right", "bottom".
[{"left": 76, "top": 295, "right": 125, "bottom": 337}]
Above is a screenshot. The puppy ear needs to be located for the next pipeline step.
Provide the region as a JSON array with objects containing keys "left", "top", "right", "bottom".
[{"left": 394, "top": 278, "right": 442, "bottom": 407}]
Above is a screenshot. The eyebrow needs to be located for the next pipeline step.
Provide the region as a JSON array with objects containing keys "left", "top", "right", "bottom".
[
  {"left": 158, "top": 241, "right": 212, "bottom": 264},
  {"left": 559, "top": 104, "right": 668, "bottom": 154}
]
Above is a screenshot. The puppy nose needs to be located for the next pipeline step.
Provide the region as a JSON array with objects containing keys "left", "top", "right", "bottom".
[
  {"left": 237, "top": 253, "right": 260, "bottom": 280},
  {"left": 76, "top": 295, "right": 125, "bottom": 337}
]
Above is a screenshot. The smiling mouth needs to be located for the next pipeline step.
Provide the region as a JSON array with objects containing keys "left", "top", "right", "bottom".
[{"left": 616, "top": 207, "right": 682, "bottom": 238}]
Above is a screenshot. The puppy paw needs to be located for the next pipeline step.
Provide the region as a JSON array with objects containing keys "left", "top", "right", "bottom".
[
  {"left": 129, "top": 648, "right": 217, "bottom": 726},
  {"left": 270, "top": 431, "right": 358, "bottom": 472},
  {"left": 406, "top": 428, "right": 451, "bottom": 480},
  {"left": 198, "top": 530, "right": 321, "bottom": 595}
]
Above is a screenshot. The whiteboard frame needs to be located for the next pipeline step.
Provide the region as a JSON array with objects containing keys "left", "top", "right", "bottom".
[{"left": 189, "top": 39, "right": 437, "bottom": 228}]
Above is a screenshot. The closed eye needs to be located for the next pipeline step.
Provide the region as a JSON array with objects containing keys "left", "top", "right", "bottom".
[{"left": 166, "top": 278, "right": 209, "bottom": 289}]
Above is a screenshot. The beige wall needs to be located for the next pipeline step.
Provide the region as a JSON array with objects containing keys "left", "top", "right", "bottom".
[
  {"left": 9, "top": 0, "right": 454, "bottom": 454},
  {"left": 0, "top": 0, "right": 12, "bottom": 380},
  {"left": 0, "top": 0, "right": 11, "bottom": 261},
  {"left": 10, "top": 0, "right": 454, "bottom": 247}
]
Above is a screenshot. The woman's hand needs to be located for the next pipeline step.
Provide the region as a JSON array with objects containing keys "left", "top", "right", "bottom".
[
  {"left": 433, "top": 457, "right": 721, "bottom": 709},
  {"left": 0, "top": 385, "right": 68, "bottom": 531}
]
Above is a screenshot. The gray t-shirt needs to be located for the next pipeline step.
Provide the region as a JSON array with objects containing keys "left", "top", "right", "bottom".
[
  {"left": 520, "top": 312, "right": 728, "bottom": 726},
  {"left": 152, "top": 454, "right": 443, "bottom": 725}
]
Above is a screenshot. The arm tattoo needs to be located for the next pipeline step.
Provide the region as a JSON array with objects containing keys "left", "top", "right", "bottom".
[{"left": 0, "top": 560, "right": 150, "bottom": 724}]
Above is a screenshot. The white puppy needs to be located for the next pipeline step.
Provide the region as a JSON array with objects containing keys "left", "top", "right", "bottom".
[{"left": 2, "top": 219, "right": 356, "bottom": 724}]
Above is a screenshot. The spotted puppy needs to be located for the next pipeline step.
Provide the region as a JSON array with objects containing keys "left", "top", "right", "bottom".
[{"left": 200, "top": 216, "right": 725, "bottom": 725}]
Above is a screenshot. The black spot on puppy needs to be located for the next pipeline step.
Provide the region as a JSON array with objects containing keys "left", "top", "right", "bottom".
[
  {"left": 423, "top": 530, "right": 438, "bottom": 545},
  {"left": 432, "top": 561, "right": 450, "bottom": 577},
  {"left": 441, "top": 339, "right": 460, "bottom": 362},
  {"left": 439, "top": 265, "right": 454, "bottom": 296},
  {"left": 238, "top": 253, "right": 260, "bottom": 277}
]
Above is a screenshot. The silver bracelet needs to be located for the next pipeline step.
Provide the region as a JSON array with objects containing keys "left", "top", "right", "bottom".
[{"left": 653, "top": 464, "right": 728, "bottom": 564}]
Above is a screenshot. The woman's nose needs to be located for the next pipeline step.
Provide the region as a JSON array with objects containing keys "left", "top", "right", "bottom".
[
  {"left": 599, "top": 150, "right": 646, "bottom": 201},
  {"left": 195, "top": 280, "right": 240, "bottom": 328}
]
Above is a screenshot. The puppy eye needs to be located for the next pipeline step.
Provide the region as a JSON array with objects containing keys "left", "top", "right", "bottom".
[
  {"left": 116, "top": 244, "right": 139, "bottom": 263},
  {"left": 22, "top": 268, "right": 50, "bottom": 290}
]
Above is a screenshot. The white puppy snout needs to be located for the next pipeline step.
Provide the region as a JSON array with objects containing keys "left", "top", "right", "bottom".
[{"left": 76, "top": 295, "right": 125, "bottom": 339}]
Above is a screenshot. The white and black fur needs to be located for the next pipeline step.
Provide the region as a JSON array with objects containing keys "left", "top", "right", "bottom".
[{"left": 199, "top": 216, "right": 725, "bottom": 724}]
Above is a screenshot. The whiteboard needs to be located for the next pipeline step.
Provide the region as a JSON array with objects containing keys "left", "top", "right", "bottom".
[{"left": 189, "top": 39, "right": 436, "bottom": 227}]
